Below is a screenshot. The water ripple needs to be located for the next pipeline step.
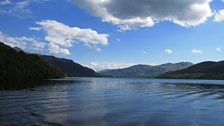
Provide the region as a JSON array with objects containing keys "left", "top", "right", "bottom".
[{"left": 1, "top": 78, "right": 224, "bottom": 126}]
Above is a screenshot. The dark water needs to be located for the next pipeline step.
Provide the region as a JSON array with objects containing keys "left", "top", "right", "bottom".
[{"left": 1, "top": 78, "right": 224, "bottom": 126}]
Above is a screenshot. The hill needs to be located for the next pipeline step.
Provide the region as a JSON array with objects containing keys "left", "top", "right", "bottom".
[
  {"left": 0, "top": 42, "right": 65, "bottom": 79},
  {"left": 100, "top": 62, "right": 193, "bottom": 77},
  {"left": 39, "top": 55, "right": 99, "bottom": 77},
  {"left": 159, "top": 61, "right": 224, "bottom": 79}
]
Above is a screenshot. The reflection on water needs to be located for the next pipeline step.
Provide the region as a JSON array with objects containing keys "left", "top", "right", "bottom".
[{"left": 1, "top": 77, "right": 224, "bottom": 126}]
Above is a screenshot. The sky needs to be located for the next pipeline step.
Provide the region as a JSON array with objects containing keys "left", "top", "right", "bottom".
[{"left": 0, "top": 0, "right": 224, "bottom": 71}]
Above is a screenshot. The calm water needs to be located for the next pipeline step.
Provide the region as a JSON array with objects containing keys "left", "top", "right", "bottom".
[{"left": 1, "top": 77, "right": 224, "bottom": 126}]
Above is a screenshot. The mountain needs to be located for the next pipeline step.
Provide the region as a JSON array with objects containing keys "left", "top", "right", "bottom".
[
  {"left": 99, "top": 62, "right": 193, "bottom": 77},
  {"left": 39, "top": 55, "right": 99, "bottom": 77},
  {"left": 159, "top": 61, "right": 224, "bottom": 80},
  {"left": 157, "top": 62, "right": 193, "bottom": 72},
  {"left": 0, "top": 42, "right": 65, "bottom": 79}
]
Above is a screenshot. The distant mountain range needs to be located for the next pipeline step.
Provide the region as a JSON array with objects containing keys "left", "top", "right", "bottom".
[
  {"left": 1, "top": 42, "right": 224, "bottom": 80},
  {"left": 159, "top": 61, "right": 224, "bottom": 80},
  {"left": 0, "top": 42, "right": 98, "bottom": 79},
  {"left": 99, "top": 62, "right": 193, "bottom": 77}
]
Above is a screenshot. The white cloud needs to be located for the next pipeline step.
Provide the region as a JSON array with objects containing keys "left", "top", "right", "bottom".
[
  {"left": 88, "top": 61, "right": 133, "bottom": 71},
  {"left": 216, "top": 47, "right": 222, "bottom": 52},
  {"left": 0, "top": 0, "right": 49, "bottom": 18},
  {"left": 48, "top": 43, "right": 70, "bottom": 55},
  {"left": 1, "top": 19, "right": 109, "bottom": 56},
  {"left": 192, "top": 49, "right": 202, "bottom": 54},
  {"left": 73, "top": 0, "right": 213, "bottom": 30},
  {"left": 29, "top": 27, "right": 41, "bottom": 31},
  {"left": 87, "top": 61, "right": 158, "bottom": 71},
  {"left": 214, "top": 9, "right": 224, "bottom": 22},
  {"left": 9, "top": 1, "right": 31, "bottom": 18},
  {"left": 165, "top": 49, "right": 173, "bottom": 54},
  {"left": 0, "top": 31, "right": 47, "bottom": 51},
  {"left": 96, "top": 48, "right": 101, "bottom": 52},
  {"left": 0, "top": 31, "right": 30, "bottom": 49},
  {"left": 33, "top": 20, "right": 109, "bottom": 47},
  {"left": 32, "top": 41, "right": 45, "bottom": 50},
  {"left": 0, "top": 31, "right": 70, "bottom": 55}
]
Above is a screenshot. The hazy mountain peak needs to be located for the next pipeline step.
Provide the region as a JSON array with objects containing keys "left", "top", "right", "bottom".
[{"left": 100, "top": 62, "right": 193, "bottom": 77}]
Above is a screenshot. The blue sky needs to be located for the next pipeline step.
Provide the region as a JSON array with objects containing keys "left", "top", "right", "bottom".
[{"left": 0, "top": 0, "right": 224, "bottom": 70}]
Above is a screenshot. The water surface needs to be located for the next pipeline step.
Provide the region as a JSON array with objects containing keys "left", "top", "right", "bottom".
[{"left": 1, "top": 77, "right": 224, "bottom": 126}]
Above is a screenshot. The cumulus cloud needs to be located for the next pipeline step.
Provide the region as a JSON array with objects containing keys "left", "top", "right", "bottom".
[
  {"left": 0, "top": 31, "right": 30, "bottom": 49},
  {"left": 32, "top": 41, "right": 46, "bottom": 50},
  {"left": 48, "top": 43, "right": 70, "bottom": 55},
  {"left": 165, "top": 49, "right": 173, "bottom": 54},
  {"left": 0, "top": 31, "right": 70, "bottom": 55},
  {"left": 33, "top": 20, "right": 109, "bottom": 47},
  {"left": 1, "top": 19, "right": 109, "bottom": 55},
  {"left": 214, "top": 9, "right": 224, "bottom": 22},
  {"left": 0, "top": 31, "right": 47, "bottom": 51},
  {"left": 73, "top": 0, "right": 213, "bottom": 30},
  {"left": 192, "top": 49, "right": 202, "bottom": 54}
]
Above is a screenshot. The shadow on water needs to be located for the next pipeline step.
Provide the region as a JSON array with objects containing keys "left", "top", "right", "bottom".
[
  {"left": 1, "top": 77, "right": 224, "bottom": 90},
  {"left": 159, "top": 82, "right": 224, "bottom": 90},
  {"left": 0, "top": 78, "right": 90, "bottom": 90}
]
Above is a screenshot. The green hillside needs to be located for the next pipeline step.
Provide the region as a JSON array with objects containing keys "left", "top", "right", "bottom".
[
  {"left": 159, "top": 61, "right": 224, "bottom": 80},
  {"left": 0, "top": 42, "right": 65, "bottom": 79},
  {"left": 40, "top": 55, "right": 99, "bottom": 77}
]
